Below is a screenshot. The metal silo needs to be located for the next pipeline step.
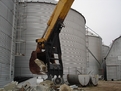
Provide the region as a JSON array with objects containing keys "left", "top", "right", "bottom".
[
  {"left": 15, "top": 0, "right": 86, "bottom": 81},
  {"left": 102, "top": 45, "right": 109, "bottom": 60},
  {"left": 106, "top": 36, "right": 121, "bottom": 81},
  {"left": 102, "top": 45, "right": 109, "bottom": 80},
  {"left": 0, "top": 0, "right": 16, "bottom": 87},
  {"left": 86, "top": 29, "right": 102, "bottom": 75}
]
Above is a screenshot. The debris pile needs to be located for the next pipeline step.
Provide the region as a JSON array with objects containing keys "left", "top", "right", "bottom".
[{"left": 0, "top": 80, "right": 84, "bottom": 91}]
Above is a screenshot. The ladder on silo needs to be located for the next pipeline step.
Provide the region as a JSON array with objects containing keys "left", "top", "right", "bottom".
[
  {"left": 15, "top": 0, "right": 27, "bottom": 56},
  {"left": 86, "top": 26, "right": 89, "bottom": 68}
]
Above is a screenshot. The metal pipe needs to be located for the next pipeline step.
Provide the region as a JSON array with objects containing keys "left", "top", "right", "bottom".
[{"left": 67, "top": 74, "right": 80, "bottom": 85}]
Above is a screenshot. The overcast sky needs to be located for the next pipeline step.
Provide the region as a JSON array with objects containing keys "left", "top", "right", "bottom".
[{"left": 71, "top": 0, "right": 121, "bottom": 46}]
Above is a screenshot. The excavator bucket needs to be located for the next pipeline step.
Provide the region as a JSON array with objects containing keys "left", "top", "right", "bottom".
[
  {"left": 29, "top": 51, "right": 55, "bottom": 74},
  {"left": 29, "top": 51, "right": 41, "bottom": 74}
]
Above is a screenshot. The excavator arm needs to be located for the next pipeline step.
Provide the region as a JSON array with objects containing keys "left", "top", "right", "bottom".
[
  {"left": 29, "top": 0, "right": 74, "bottom": 84},
  {"left": 37, "top": 0, "right": 74, "bottom": 43}
]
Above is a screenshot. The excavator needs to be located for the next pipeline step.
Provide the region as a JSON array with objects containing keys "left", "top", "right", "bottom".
[{"left": 29, "top": 0, "right": 74, "bottom": 84}]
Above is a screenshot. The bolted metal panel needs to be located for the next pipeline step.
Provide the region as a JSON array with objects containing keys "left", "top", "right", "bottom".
[
  {"left": 0, "top": 0, "right": 15, "bottom": 87},
  {"left": 107, "top": 65, "right": 117, "bottom": 81},
  {"left": 106, "top": 36, "right": 121, "bottom": 81},
  {"left": 1, "top": 0, "right": 14, "bottom": 11},
  {"left": 0, "top": 64, "right": 11, "bottom": 86},
  {"left": 86, "top": 35, "right": 102, "bottom": 75},
  {"left": 15, "top": 2, "right": 86, "bottom": 79}
]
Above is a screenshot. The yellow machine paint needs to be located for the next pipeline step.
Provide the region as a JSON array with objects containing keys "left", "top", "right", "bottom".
[{"left": 36, "top": 0, "right": 74, "bottom": 46}]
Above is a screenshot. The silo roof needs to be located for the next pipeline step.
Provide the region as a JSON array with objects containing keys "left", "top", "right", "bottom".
[
  {"left": 19, "top": 0, "right": 86, "bottom": 23},
  {"left": 22, "top": 0, "right": 57, "bottom": 4},
  {"left": 105, "top": 36, "right": 121, "bottom": 59}
]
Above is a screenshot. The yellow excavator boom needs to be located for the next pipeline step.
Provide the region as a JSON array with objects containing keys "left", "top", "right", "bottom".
[{"left": 37, "top": 0, "right": 74, "bottom": 43}]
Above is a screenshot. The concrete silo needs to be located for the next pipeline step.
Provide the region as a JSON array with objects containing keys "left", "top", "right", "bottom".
[
  {"left": 0, "top": 0, "right": 16, "bottom": 87},
  {"left": 106, "top": 36, "right": 121, "bottom": 81},
  {"left": 86, "top": 30, "right": 102, "bottom": 75},
  {"left": 14, "top": 0, "right": 86, "bottom": 81}
]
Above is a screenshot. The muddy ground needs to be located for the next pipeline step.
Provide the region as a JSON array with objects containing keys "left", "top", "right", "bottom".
[{"left": 80, "top": 80, "right": 121, "bottom": 91}]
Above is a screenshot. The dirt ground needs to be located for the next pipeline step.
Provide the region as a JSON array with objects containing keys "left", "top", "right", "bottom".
[{"left": 80, "top": 80, "right": 121, "bottom": 91}]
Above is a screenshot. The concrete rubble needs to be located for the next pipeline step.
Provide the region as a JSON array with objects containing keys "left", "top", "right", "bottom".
[{"left": 0, "top": 79, "right": 84, "bottom": 91}]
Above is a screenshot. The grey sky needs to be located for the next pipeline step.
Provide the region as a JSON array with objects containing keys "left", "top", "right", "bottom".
[{"left": 71, "top": 0, "right": 121, "bottom": 46}]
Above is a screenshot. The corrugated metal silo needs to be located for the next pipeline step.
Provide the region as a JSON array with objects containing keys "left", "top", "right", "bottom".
[
  {"left": 0, "top": 0, "right": 16, "bottom": 87},
  {"left": 106, "top": 36, "right": 121, "bottom": 81},
  {"left": 102, "top": 45, "right": 109, "bottom": 60},
  {"left": 102, "top": 45, "right": 109, "bottom": 80},
  {"left": 86, "top": 31, "right": 102, "bottom": 75},
  {"left": 15, "top": 0, "right": 86, "bottom": 81}
]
